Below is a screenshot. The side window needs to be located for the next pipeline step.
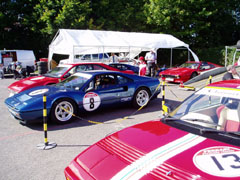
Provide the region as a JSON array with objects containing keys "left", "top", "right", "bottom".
[
  {"left": 75, "top": 65, "right": 93, "bottom": 72},
  {"left": 75, "top": 65, "right": 86, "bottom": 72},
  {"left": 68, "top": 67, "right": 76, "bottom": 75},
  {"left": 93, "top": 65, "right": 107, "bottom": 70},
  {"left": 92, "top": 54, "right": 98, "bottom": 60},
  {"left": 200, "top": 63, "right": 211, "bottom": 70},
  {"left": 83, "top": 55, "right": 91, "bottom": 60},
  {"left": 209, "top": 64, "right": 215, "bottom": 68},
  {"left": 84, "top": 79, "right": 94, "bottom": 92},
  {"left": 95, "top": 74, "right": 116, "bottom": 90},
  {"left": 116, "top": 75, "right": 131, "bottom": 84}
]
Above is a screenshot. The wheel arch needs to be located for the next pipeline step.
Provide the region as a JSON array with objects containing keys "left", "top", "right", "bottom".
[
  {"left": 132, "top": 86, "right": 151, "bottom": 108},
  {"left": 135, "top": 86, "right": 151, "bottom": 96},
  {"left": 49, "top": 96, "right": 79, "bottom": 118}
]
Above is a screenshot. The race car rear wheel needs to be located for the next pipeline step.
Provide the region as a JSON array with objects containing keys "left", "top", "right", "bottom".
[
  {"left": 51, "top": 98, "right": 77, "bottom": 124},
  {"left": 133, "top": 87, "right": 150, "bottom": 108}
]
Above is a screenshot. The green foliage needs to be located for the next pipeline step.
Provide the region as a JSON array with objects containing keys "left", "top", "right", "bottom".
[
  {"left": 0, "top": 0, "right": 240, "bottom": 62},
  {"left": 145, "top": 0, "right": 240, "bottom": 48},
  {"left": 196, "top": 47, "right": 225, "bottom": 65}
]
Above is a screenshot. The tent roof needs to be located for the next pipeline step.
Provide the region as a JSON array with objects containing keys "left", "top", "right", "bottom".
[{"left": 48, "top": 29, "right": 199, "bottom": 62}]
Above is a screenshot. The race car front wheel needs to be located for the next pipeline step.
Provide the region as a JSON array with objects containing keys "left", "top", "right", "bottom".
[
  {"left": 133, "top": 87, "right": 150, "bottom": 108},
  {"left": 51, "top": 98, "right": 77, "bottom": 124}
]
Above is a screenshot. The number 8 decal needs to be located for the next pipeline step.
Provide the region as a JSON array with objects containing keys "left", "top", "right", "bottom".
[
  {"left": 83, "top": 92, "right": 101, "bottom": 111},
  {"left": 90, "top": 98, "right": 94, "bottom": 109}
]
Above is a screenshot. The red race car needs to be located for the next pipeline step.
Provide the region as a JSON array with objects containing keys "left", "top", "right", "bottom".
[
  {"left": 64, "top": 79, "right": 240, "bottom": 180},
  {"left": 8, "top": 62, "right": 134, "bottom": 96},
  {"left": 159, "top": 61, "right": 222, "bottom": 83}
]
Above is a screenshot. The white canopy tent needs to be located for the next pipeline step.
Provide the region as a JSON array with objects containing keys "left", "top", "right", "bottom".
[{"left": 48, "top": 29, "right": 199, "bottom": 64}]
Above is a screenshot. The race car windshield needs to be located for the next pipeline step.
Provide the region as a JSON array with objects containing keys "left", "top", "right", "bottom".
[
  {"left": 44, "top": 66, "right": 69, "bottom": 78},
  {"left": 168, "top": 86, "right": 240, "bottom": 133},
  {"left": 56, "top": 74, "right": 91, "bottom": 90},
  {"left": 179, "top": 62, "right": 199, "bottom": 69}
]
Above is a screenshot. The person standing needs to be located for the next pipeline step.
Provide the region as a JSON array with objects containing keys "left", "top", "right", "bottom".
[
  {"left": 0, "top": 64, "right": 4, "bottom": 79},
  {"left": 109, "top": 53, "right": 119, "bottom": 63},
  {"left": 138, "top": 56, "right": 147, "bottom": 76},
  {"left": 222, "top": 65, "right": 240, "bottom": 80},
  {"left": 145, "top": 49, "right": 157, "bottom": 77}
]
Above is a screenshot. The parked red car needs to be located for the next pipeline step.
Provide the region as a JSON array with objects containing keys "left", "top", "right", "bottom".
[
  {"left": 159, "top": 61, "right": 222, "bottom": 83},
  {"left": 8, "top": 62, "right": 134, "bottom": 96},
  {"left": 64, "top": 79, "right": 240, "bottom": 180}
]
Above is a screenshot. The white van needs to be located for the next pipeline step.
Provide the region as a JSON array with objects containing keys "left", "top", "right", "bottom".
[{"left": 0, "top": 50, "right": 36, "bottom": 73}]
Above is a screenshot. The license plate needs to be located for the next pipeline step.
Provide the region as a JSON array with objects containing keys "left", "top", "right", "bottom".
[{"left": 166, "top": 77, "right": 174, "bottom": 81}]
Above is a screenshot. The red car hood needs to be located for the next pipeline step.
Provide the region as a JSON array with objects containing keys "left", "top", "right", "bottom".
[
  {"left": 160, "top": 67, "right": 194, "bottom": 75},
  {"left": 8, "top": 75, "right": 59, "bottom": 93},
  {"left": 65, "top": 120, "right": 240, "bottom": 180}
]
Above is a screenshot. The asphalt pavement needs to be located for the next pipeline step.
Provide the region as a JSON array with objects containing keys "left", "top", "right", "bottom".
[{"left": 0, "top": 77, "right": 193, "bottom": 180}]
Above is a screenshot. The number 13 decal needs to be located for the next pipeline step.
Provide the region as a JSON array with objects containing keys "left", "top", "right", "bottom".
[
  {"left": 193, "top": 146, "right": 240, "bottom": 177},
  {"left": 211, "top": 153, "right": 240, "bottom": 170}
]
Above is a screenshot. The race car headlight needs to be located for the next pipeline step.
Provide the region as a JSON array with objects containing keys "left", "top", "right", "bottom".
[{"left": 9, "top": 90, "right": 17, "bottom": 97}]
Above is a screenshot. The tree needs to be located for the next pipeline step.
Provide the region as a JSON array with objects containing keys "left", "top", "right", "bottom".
[
  {"left": 90, "top": 0, "right": 148, "bottom": 32},
  {"left": 145, "top": 0, "right": 240, "bottom": 48}
]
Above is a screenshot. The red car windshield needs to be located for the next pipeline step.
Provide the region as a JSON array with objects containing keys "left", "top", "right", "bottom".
[
  {"left": 44, "top": 66, "right": 69, "bottom": 78},
  {"left": 179, "top": 62, "right": 199, "bottom": 69}
]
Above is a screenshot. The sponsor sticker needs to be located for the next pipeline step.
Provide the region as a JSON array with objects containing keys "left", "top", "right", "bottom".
[
  {"left": 197, "top": 87, "right": 240, "bottom": 100},
  {"left": 83, "top": 92, "right": 101, "bottom": 111},
  {"left": 193, "top": 146, "right": 240, "bottom": 177}
]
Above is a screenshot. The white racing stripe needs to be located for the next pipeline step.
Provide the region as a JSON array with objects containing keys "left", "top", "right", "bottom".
[{"left": 111, "top": 133, "right": 206, "bottom": 180}]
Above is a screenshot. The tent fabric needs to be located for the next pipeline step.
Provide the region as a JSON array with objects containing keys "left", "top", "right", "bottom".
[{"left": 48, "top": 29, "right": 199, "bottom": 62}]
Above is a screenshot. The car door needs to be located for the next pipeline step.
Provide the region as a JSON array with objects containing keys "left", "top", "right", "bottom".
[{"left": 82, "top": 73, "right": 131, "bottom": 111}]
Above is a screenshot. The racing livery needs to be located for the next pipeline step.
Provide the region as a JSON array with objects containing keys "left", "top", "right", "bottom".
[
  {"left": 64, "top": 79, "right": 240, "bottom": 180},
  {"left": 5, "top": 71, "right": 160, "bottom": 124},
  {"left": 8, "top": 62, "right": 135, "bottom": 96}
]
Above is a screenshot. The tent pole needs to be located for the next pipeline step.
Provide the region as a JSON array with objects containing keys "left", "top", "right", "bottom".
[{"left": 170, "top": 48, "right": 173, "bottom": 67}]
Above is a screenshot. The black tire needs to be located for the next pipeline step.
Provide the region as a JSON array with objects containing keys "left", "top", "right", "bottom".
[
  {"left": 38, "top": 67, "right": 48, "bottom": 74},
  {"left": 190, "top": 72, "right": 198, "bottom": 79},
  {"left": 132, "top": 87, "right": 150, "bottom": 108},
  {"left": 37, "top": 61, "right": 48, "bottom": 66},
  {"left": 51, "top": 98, "right": 77, "bottom": 124}
]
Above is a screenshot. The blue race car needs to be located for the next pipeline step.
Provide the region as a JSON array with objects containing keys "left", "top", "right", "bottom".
[
  {"left": 109, "top": 63, "right": 139, "bottom": 74},
  {"left": 5, "top": 71, "right": 161, "bottom": 124}
]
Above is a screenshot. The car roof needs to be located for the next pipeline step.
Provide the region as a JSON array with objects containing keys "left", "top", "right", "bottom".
[
  {"left": 207, "top": 79, "right": 240, "bottom": 89},
  {"left": 58, "top": 62, "right": 107, "bottom": 67},
  {"left": 74, "top": 70, "right": 122, "bottom": 76},
  {"left": 65, "top": 62, "right": 106, "bottom": 66}
]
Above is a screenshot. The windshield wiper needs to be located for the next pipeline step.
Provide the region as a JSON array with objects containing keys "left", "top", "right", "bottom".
[
  {"left": 163, "top": 117, "right": 219, "bottom": 127},
  {"left": 181, "top": 118, "right": 219, "bottom": 127},
  {"left": 200, "top": 128, "right": 240, "bottom": 136}
]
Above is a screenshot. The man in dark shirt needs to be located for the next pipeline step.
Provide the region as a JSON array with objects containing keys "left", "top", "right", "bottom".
[{"left": 222, "top": 65, "right": 240, "bottom": 80}]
